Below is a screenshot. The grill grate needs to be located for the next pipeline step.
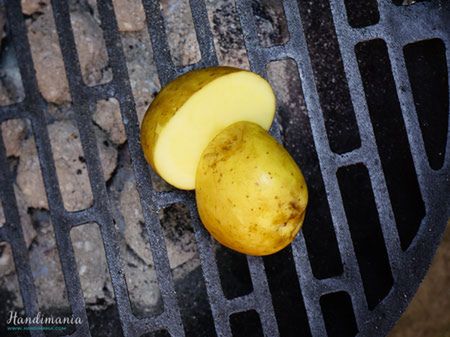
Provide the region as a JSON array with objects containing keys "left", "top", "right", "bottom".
[{"left": 0, "top": 0, "right": 449, "bottom": 336}]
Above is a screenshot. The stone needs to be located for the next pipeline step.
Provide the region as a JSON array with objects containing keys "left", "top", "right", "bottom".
[
  {"left": 16, "top": 135, "right": 48, "bottom": 209},
  {"left": 206, "top": 0, "right": 249, "bottom": 68},
  {"left": 159, "top": 203, "right": 197, "bottom": 270},
  {"left": 70, "top": 223, "right": 114, "bottom": 308},
  {"left": 0, "top": 187, "right": 37, "bottom": 278},
  {"left": 0, "top": 243, "right": 14, "bottom": 278},
  {"left": 15, "top": 186, "right": 38, "bottom": 248},
  {"left": 27, "top": 6, "right": 71, "bottom": 104},
  {"left": 0, "top": 44, "right": 26, "bottom": 106},
  {"left": 1, "top": 119, "right": 28, "bottom": 157},
  {"left": 16, "top": 120, "right": 117, "bottom": 211},
  {"left": 94, "top": 98, "right": 127, "bottom": 145},
  {"left": 21, "top": 0, "right": 50, "bottom": 15},
  {"left": 0, "top": 201, "right": 4, "bottom": 226},
  {"left": 29, "top": 218, "right": 69, "bottom": 310},
  {"left": 119, "top": 178, "right": 153, "bottom": 264},
  {"left": 122, "top": 249, "right": 161, "bottom": 315},
  {"left": 160, "top": 0, "right": 200, "bottom": 66},
  {"left": 119, "top": 177, "right": 198, "bottom": 270},
  {"left": 70, "top": 10, "right": 110, "bottom": 86},
  {"left": 252, "top": 0, "right": 288, "bottom": 47},
  {"left": 112, "top": 0, "right": 146, "bottom": 32},
  {"left": 0, "top": 83, "right": 12, "bottom": 106},
  {"left": 121, "top": 30, "right": 160, "bottom": 124},
  {"left": 96, "top": 126, "right": 118, "bottom": 181}
]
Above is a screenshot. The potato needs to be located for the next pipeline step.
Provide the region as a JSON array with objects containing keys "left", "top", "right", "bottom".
[
  {"left": 196, "top": 121, "right": 308, "bottom": 255},
  {"left": 140, "top": 67, "right": 275, "bottom": 190}
]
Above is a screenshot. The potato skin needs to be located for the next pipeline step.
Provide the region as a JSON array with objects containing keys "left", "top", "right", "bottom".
[
  {"left": 196, "top": 121, "right": 308, "bottom": 256},
  {"left": 140, "top": 66, "right": 240, "bottom": 174}
]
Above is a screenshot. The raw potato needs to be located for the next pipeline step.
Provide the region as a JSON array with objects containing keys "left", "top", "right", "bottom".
[
  {"left": 140, "top": 67, "right": 276, "bottom": 190},
  {"left": 196, "top": 122, "right": 308, "bottom": 256}
]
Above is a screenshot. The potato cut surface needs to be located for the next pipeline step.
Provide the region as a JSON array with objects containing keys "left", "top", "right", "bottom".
[{"left": 140, "top": 67, "right": 275, "bottom": 190}]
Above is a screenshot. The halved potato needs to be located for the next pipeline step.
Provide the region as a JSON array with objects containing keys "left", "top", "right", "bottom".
[
  {"left": 140, "top": 67, "right": 276, "bottom": 190},
  {"left": 196, "top": 121, "right": 308, "bottom": 255}
]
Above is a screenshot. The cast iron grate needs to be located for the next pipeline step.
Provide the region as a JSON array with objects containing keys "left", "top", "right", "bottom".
[{"left": 0, "top": 0, "right": 448, "bottom": 336}]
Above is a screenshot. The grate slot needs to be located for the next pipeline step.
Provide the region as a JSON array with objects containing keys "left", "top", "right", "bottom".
[
  {"left": 160, "top": 0, "right": 201, "bottom": 67},
  {"left": 48, "top": 121, "right": 95, "bottom": 212},
  {"left": 216, "top": 246, "right": 253, "bottom": 300},
  {"left": 230, "top": 310, "right": 264, "bottom": 337},
  {"left": 117, "top": 174, "right": 163, "bottom": 318},
  {"left": 343, "top": 0, "right": 379, "bottom": 28},
  {"left": 251, "top": 0, "right": 289, "bottom": 47},
  {"left": 142, "top": 330, "right": 172, "bottom": 337},
  {"left": 205, "top": 0, "right": 250, "bottom": 69},
  {"left": 25, "top": 3, "right": 72, "bottom": 104},
  {"left": 337, "top": 164, "right": 394, "bottom": 310},
  {"left": 28, "top": 215, "right": 75, "bottom": 337},
  {"left": 0, "top": 33, "right": 25, "bottom": 106},
  {"left": 404, "top": 38, "right": 448, "bottom": 171},
  {"left": 0, "top": 200, "right": 4, "bottom": 226},
  {"left": 263, "top": 247, "right": 312, "bottom": 337},
  {"left": 320, "top": 291, "right": 358, "bottom": 337},
  {"left": 296, "top": 0, "right": 361, "bottom": 154},
  {"left": 71, "top": 222, "right": 116, "bottom": 336},
  {"left": 67, "top": 1, "right": 112, "bottom": 87},
  {"left": 173, "top": 264, "right": 217, "bottom": 337}
]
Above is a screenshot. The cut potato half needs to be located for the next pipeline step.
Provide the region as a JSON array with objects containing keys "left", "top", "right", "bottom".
[
  {"left": 196, "top": 121, "right": 308, "bottom": 255},
  {"left": 140, "top": 67, "right": 276, "bottom": 189}
]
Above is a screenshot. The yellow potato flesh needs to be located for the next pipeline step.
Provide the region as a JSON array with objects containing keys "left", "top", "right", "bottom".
[
  {"left": 140, "top": 67, "right": 275, "bottom": 190},
  {"left": 196, "top": 121, "right": 308, "bottom": 256}
]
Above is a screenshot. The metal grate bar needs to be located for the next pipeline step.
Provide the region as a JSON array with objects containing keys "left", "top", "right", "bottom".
[
  {"left": 48, "top": 2, "right": 140, "bottom": 336},
  {"left": 329, "top": 0, "right": 450, "bottom": 334},
  {"left": 291, "top": 233, "right": 328, "bottom": 336},
  {"left": 245, "top": 256, "right": 280, "bottom": 337},
  {"left": 328, "top": 0, "right": 404, "bottom": 276},
  {"left": 143, "top": 0, "right": 177, "bottom": 86},
  {"left": 0, "top": 129, "right": 44, "bottom": 337},
  {"left": 91, "top": 0, "right": 187, "bottom": 335},
  {"left": 283, "top": 0, "right": 371, "bottom": 332},
  {"left": 3, "top": 2, "right": 95, "bottom": 336},
  {"left": 234, "top": 0, "right": 283, "bottom": 141},
  {"left": 188, "top": 0, "right": 218, "bottom": 68},
  {"left": 0, "top": 102, "right": 25, "bottom": 122}
]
